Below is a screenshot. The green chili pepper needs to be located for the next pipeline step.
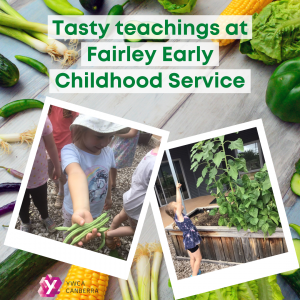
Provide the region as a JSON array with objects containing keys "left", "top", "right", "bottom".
[
  {"left": 43, "top": 0, "right": 84, "bottom": 15},
  {"left": 290, "top": 224, "right": 300, "bottom": 237},
  {"left": 108, "top": 0, "right": 129, "bottom": 15},
  {"left": 0, "top": 99, "right": 44, "bottom": 118},
  {"left": 15, "top": 55, "right": 49, "bottom": 77}
]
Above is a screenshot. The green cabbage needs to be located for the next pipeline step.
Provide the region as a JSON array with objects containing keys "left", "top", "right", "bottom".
[
  {"left": 240, "top": 0, "right": 300, "bottom": 65},
  {"left": 157, "top": 0, "right": 197, "bottom": 14}
]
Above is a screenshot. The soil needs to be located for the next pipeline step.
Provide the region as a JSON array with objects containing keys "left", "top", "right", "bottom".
[
  {"left": 15, "top": 143, "right": 154, "bottom": 260},
  {"left": 167, "top": 233, "right": 230, "bottom": 280}
]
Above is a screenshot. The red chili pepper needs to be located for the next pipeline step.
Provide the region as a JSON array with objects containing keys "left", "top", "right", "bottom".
[{"left": 0, "top": 166, "right": 23, "bottom": 179}]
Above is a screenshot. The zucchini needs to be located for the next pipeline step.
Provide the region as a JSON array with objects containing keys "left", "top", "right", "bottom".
[
  {"left": 0, "top": 250, "right": 57, "bottom": 299},
  {"left": 0, "top": 53, "right": 19, "bottom": 87},
  {"left": 291, "top": 173, "right": 300, "bottom": 196}
]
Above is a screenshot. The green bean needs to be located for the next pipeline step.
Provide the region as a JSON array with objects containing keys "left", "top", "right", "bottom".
[
  {"left": 98, "top": 227, "right": 108, "bottom": 232},
  {"left": 66, "top": 212, "right": 108, "bottom": 232},
  {"left": 97, "top": 232, "right": 106, "bottom": 251},
  {"left": 71, "top": 217, "right": 109, "bottom": 245},
  {"left": 15, "top": 55, "right": 49, "bottom": 77},
  {"left": 55, "top": 226, "right": 69, "bottom": 231},
  {"left": 63, "top": 226, "right": 87, "bottom": 244},
  {"left": 0, "top": 99, "right": 44, "bottom": 118}
]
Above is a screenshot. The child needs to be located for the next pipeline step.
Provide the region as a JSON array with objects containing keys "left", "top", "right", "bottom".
[
  {"left": 105, "top": 146, "right": 159, "bottom": 249},
  {"left": 48, "top": 105, "right": 79, "bottom": 208},
  {"left": 165, "top": 183, "right": 202, "bottom": 277},
  {"left": 61, "top": 115, "right": 130, "bottom": 246},
  {"left": 19, "top": 116, "right": 61, "bottom": 233},
  {"left": 109, "top": 128, "right": 140, "bottom": 188}
]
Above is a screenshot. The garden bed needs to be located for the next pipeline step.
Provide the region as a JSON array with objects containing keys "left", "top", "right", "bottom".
[{"left": 167, "top": 207, "right": 287, "bottom": 264}]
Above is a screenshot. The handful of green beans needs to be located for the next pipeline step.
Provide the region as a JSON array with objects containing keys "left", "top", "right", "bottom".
[{"left": 55, "top": 212, "right": 109, "bottom": 250}]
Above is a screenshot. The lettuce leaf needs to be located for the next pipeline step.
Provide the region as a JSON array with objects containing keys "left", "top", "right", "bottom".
[
  {"left": 157, "top": 0, "right": 197, "bottom": 14},
  {"left": 240, "top": 0, "right": 300, "bottom": 65},
  {"left": 256, "top": 275, "right": 284, "bottom": 300},
  {"left": 236, "top": 280, "right": 259, "bottom": 300}
]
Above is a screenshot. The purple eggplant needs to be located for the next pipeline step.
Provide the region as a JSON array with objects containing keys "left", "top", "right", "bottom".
[
  {"left": 0, "top": 182, "right": 21, "bottom": 193},
  {"left": 0, "top": 201, "right": 16, "bottom": 216},
  {"left": 0, "top": 166, "right": 23, "bottom": 179}
]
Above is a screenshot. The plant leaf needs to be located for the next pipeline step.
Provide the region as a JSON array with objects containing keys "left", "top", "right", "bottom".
[
  {"left": 209, "top": 167, "right": 218, "bottom": 178},
  {"left": 219, "top": 205, "right": 228, "bottom": 215},
  {"left": 228, "top": 138, "right": 244, "bottom": 152},
  {"left": 213, "top": 151, "right": 225, "bottom": 167},
  {"left": 249, "top": 207, "right": 258, "bottom": 218},
  {"left": 228, "top": 165, "right": 238, "bottom": 180},
  {"left": 261, "top": 223, "right": 269, "bottom": 234},
  {"left": 209, "top": 208, "right": 218, "bottom": 216},
  {"left": 202, "top": 166, "right": 208, "bottom": 178},
  {"left": 196, "top": 177, "right": 203, "bottom": 187},
  {"left": 218, "top": 217, "right": 224, "bottom": 226},
  {"left": 262, "top": 174, "right": 272, "bottom": 191},
  {"left": 219, "top": 136, "right": 224, "bottom": 142},
  {"left": 250, "top": 217, "right": 259, "bottom": 225}
]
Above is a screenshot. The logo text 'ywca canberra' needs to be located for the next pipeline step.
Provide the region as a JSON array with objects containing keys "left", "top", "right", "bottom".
[{"left": 38, "top": 274, "right": 62, "bottom": 297}]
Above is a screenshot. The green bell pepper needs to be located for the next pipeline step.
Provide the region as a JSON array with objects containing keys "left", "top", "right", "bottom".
[{"left": 266, "top": 57, "right": 300, "bottom": 123}]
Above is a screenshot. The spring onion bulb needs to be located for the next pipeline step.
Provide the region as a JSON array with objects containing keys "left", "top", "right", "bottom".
[
  {"left": 128, "top": 270, "right": 140, "bottom": 300},
  {"left": 149, "top": 243, "right": 163, "bottom": 300},
  {"left": 0, "top": 1, "right": 78, "bottom": 66},
  {"left": 133, "top": 243, "right": 151, "bottom": 300},
  {"left": 0, "top": 127, "right": 37, "bottom": 154},
  {"left": 118, "top": 278, "right": 132, "bottom": 300}
]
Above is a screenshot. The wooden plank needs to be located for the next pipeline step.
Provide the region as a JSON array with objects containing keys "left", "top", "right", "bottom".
[
  {"left": 176, "top": 256, "right": 242, "bottom": 266},
  {"left": 241, "top": 238, "right": 252, "bottom": 263},
  {"left": 283, "top": 238, "right": 288, "bottom": 254},
  {"left": 171, "top": 235, "right": 182, "bottom": 257},
  {"left": 270, "top": 239, "right": 284, "bottom": 256},
  {"left": 177, "top": 236, "right": 188, "bottom": 257},
  {"left": 248, "top": 238, "right": 260, "bottom": 261},
  {"left": 221, "top": 237, "right": 231, "bottom": 262},
  {"left": 199, "top": 239, "right": 207, "bottom": 259},
  {"left": 212, "top": 238, "right": 225, "bottom": 261},
  {"left": 225, "top": 237, "right": 236, "bottom": 262},
  {"left": 206, "top": 237, "right": 217, "bottom": 261},
  {"left": 201, "top": 237, "right": 211, "bottom": 260},
  {"left": 232, "top": 238, "right": 246, "bottom": 263}
]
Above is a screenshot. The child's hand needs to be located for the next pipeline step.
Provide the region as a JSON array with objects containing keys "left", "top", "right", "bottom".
[
  {"left": 72, "top": 209, "right": 101, "bottom": 247},
  {"left": 176, "top": 182, "right": 182, "bottom": 189},
  {"left": 52, "top": 168, "right": 61, "bottom": 181},
  {"left": 104, "top": 197, "right": 112, "bottom": 210}
]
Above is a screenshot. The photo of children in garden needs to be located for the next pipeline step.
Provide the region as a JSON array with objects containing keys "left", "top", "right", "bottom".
[
  {"left": 156, "top": 127, "right": 287, "bottom": 279},
  {"left": 15, "top": 104, "right": 161, "bottom": 260}
]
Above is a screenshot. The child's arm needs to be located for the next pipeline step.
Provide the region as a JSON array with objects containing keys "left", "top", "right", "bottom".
[
  {"left": 65, "top": 162, "right": 100, "bottom": 246},
  {"left": 176, "top": 182, "right": 184, "bottom": 221},
  {"left": 116, "top": 128, "right": 138, "bottom": 139},
  {"left": 44, "top": 133, "right": 61, "bottom": 180},
  {"left": 104, "top": 169, "right": 113, "bottom": 210}
]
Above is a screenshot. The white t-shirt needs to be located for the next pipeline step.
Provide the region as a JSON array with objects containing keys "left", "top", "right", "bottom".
[
  {"left": 123, "top": 150, "right": 157, "bottom": 220},
  {"left": 61, "top": 144, "right": 116, "bottom": 218}
]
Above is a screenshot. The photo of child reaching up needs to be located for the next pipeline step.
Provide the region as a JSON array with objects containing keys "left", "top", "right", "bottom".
[
  {"left": 165, "top": 183, "right": 202, "bottom": 277},
  {"left": 61, "top": 115, "right": 130, "bottom": 246},
  {"left": 105, "top": 145, "right": 159, "bottom": 250}
]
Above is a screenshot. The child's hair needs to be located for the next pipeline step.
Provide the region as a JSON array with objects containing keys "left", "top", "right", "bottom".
[
  {"left": 165, "top": 202, "right": 176, "bottom": 219},
  {"left": 71, "top": 125, "right": 88, "bottom": 143}
]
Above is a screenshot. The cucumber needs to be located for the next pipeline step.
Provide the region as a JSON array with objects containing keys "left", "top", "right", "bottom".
[
  {"left": 79, "top": 0, "right": 104, "bottom": 13},
  {"left": 124, "top": 20, "right": 144, "bottom": 42},
  {"left": 0, "top": 53, "right": 19, "bottom": 87},
  {"left": 280, "top": 239, "right": 300, "bottom": 297},
  {"left": 144, "top": 22, "right": 169, "bottom": 42},
  {"left": 291, "top": 173, "right": 300, "bottom": 196},
  {"left": 0, "top": 250, "right": 57, "bottom": 299}
]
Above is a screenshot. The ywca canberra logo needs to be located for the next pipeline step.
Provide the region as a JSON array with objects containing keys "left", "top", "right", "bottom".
[{"left": 38, "top": 274, "right": 62, "bottom": 297}]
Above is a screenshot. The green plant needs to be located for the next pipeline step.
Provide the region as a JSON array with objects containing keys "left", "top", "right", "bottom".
[{"left": 190, "top": 135, "right": 281, "bottom": 236}]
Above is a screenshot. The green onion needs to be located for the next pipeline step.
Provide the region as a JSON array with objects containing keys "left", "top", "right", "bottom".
[
  {"left": 118, "top": 278, "right": 132, "bottom": 300},
  {"left": 128, "top": 270, "right": 140, "bottom": 300},
  {"left": 0, "top": 0, "right": 78, "bottom": 66},
  {"left": 133, "top": 244, "right": 151, "bottom": 300},
  {"left": 149, "top": 243, "right": 163, "bottom": 300}
]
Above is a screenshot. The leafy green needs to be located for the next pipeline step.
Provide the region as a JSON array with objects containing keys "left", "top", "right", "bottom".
[
  {"left": 169, "top": 276, "right": 284, "bottom": 300},
  {"left": 240, "top": 0, "right": 300, "bottom": 65},
  {"left": 157, "top": 0, "right": 198, "bottom": 14},
  {"left": 190, "top": 135, "right": 281, "bottom": 235}
]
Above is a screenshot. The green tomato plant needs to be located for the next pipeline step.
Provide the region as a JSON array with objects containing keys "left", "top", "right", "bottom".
[{"left": 190, "top": 135, "right": 281, "bottom": 236}]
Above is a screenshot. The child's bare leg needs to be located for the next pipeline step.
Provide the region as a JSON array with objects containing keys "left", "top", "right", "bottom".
[
  {"left": 109, "top": 208, "right": 128, "bottom": 230},
  {"left": 110, "top": 168, "right": 117, "bottom": 188},
  {"left": 190, "top": 248, "right": 202, "bottom": 276},
  {"left": 188, "top": 250, "right": 195, "bottom": 273}
]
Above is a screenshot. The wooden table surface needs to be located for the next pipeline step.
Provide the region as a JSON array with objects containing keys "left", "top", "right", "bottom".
[{"left": 1, "top": 0, "right": 300, "bottom": 299}]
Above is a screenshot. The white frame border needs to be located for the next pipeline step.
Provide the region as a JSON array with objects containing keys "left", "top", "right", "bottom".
[
  {"left": 4, "top": 96, "right": 169, "bottom": 280},
  {"left": 150, "top": 119, "right": 299, "bottom": 299}
]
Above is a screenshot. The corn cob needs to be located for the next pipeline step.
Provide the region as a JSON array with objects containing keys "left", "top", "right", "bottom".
[
  {"left": 56, "top": 265, "right": 109, "bottom": 300},
  {"left": 214, "top": 0, "right": 273, "bottom": 46}
]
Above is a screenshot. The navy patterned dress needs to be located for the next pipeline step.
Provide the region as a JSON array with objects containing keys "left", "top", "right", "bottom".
[{"left": 174, "top": 213, "right": 202, "bottom": 250}]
